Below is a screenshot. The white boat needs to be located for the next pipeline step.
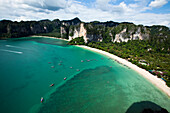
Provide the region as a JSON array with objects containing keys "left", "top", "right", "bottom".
[
  {"left": 41, "top": 97, "right": 44, "bottom": 103},
  {"left": 64, "top": 77, "right": 67, "bottom": 80}
]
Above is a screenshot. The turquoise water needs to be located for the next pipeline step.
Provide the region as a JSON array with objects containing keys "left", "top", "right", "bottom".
[{"left": 0, "top": 37, "right": 169, "bottom": 113}]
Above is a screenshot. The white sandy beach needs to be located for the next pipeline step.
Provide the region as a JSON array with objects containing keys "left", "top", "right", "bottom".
[
  {"left": 77, "top": 45, "right": 170, "bottom": 97},
  {"left": 31, "top": 35, "right": 69, "bottom": 41}
]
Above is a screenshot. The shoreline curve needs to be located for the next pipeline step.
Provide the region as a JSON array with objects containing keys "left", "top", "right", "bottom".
[
  {"left": 29, "top": 36, "right": 170, "bottom": 97},
  {"left": 76, "top": 45, "right": 170, "bottom": 97}
]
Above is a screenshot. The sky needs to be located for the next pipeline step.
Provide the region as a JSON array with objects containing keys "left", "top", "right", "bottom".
[{"left": 0, "top": 0, "right": 170, "bottom": 27}]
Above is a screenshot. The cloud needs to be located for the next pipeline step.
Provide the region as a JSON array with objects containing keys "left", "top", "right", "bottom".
[
  {"left": 22, "top": 0, "right": 69, "bottom": 11},
  {"left": 0, "top": 0, "right": 170, "bottom": 27},
  {"left": 0, "top": 0, "right": 69, "bottom": 12},
  {"left": 95, "top": 0, "right": 134, "bottom": 15},
  {"left": 149, "top": 0, "right": 168, "bottom": 8},
  {"left": 128, "top": 13, "right": 170, "bottom": 26}
]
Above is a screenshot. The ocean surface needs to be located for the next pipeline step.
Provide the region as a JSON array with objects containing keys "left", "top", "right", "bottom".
[{"left": 0, "top": 37, "right": 169, "bottom": 113}]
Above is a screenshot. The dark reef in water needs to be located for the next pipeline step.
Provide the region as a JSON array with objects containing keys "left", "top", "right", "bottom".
[{"left": 126, "top": 101, "right": 168, "bottom": 113}]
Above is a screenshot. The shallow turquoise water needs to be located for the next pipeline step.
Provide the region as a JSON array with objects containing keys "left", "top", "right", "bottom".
[{"left": 0, "top": 37, "right": 169, "bottom": 113}]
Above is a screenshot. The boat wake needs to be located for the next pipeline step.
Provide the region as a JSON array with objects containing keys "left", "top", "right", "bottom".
[
  {"left": 5, "top": 45, "right": 29, "bottom": 50},
  {"left": 0, "top": 49, "right": 23, "bottom": 54}
]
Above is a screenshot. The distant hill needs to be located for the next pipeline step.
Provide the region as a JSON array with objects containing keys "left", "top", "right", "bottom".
[{"left": 0, "top": 18, "right": 169, "bottom": 50}]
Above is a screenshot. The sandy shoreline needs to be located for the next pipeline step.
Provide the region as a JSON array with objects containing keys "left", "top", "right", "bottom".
[
  {"left": 31, "top": 35, "right": 69, "bottom": 41},
  {"left": 77, "top": 45, "right": 170, "bottom": 97}
]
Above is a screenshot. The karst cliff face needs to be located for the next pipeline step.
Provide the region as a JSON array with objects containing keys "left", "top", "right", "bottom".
[
  {"left": 113, "top": 27, "right": 149, "bottom": 43},
  {"left": 64, "top": 21, "right": 151, "bottom": 43},
  {"left": 68, "top": 23, "right": 87, "bottom": 43},
  {"left": 0, "top": 18, "right": 169, "bottom": 44}
]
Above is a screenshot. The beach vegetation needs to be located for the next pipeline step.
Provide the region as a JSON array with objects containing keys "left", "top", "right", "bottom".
[{"left": 68, "top": 36, "right": 85, "bottom": 45}]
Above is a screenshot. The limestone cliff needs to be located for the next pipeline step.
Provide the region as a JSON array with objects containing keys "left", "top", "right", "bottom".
[
  {"left": 68, "top": 23, "right": 87, "bottom": 43},
  {"left": 113, "top": 26, "right": 149, "bottom": 43},
  {"left": 66, "top": 22, "right": 151, "bottom": 43}
]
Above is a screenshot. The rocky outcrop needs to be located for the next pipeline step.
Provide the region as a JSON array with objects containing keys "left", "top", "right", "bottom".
[
  {"left": 69, "top": 23, "right": 87, "bottom": 42},
  {"left": 60, "top": 26, "right": 67, "bottom": 38},
  {"left": 113, "top": 27, "right": 149, "bottom": 43},
  {"left": 114, "top": 28, "right": 129, "bottom": 42},
  {"left": 0, "top": 19, "right": 56, "bottom": 38}
]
